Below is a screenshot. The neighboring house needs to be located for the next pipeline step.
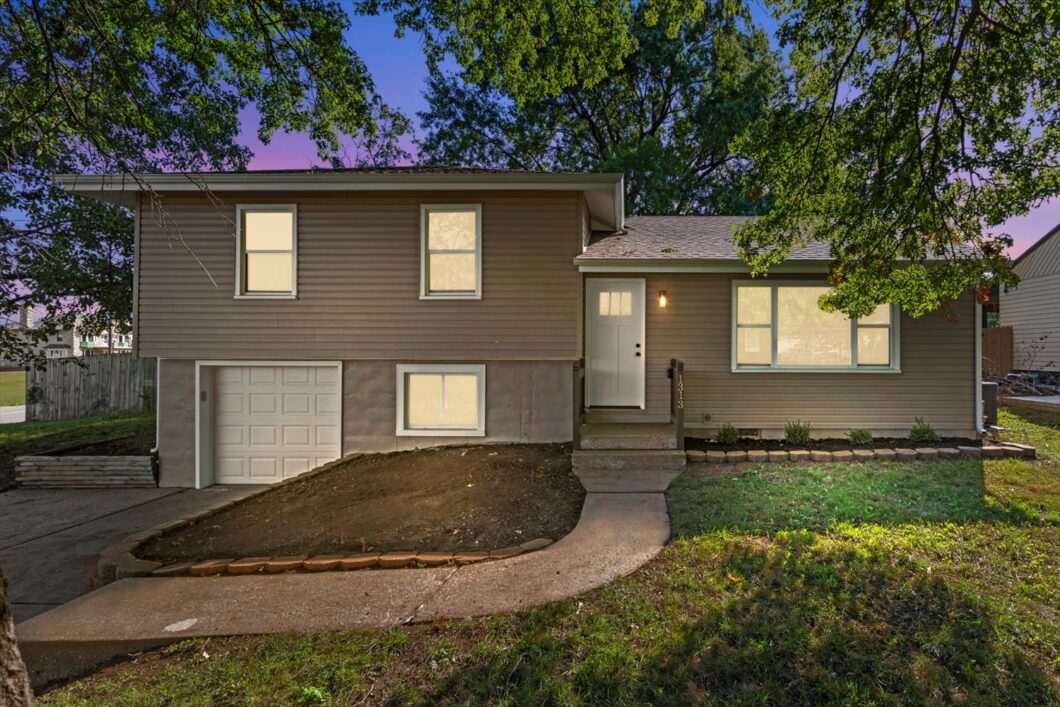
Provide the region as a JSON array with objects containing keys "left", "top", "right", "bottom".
[
  {"left": 57, "top": 168, "right": 981, "bottom": 489},
  {"left": 1000, "top": 223, "right": 1060, "bottom": 372},
  {"left": 1, "top": 307, "right": 133, "bottom": 365}
]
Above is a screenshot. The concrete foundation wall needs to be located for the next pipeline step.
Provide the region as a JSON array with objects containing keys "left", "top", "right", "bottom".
[
  {"left": 155, "top": 359, "right": 573, "bottom": 487},
  {"left": 156, "top": 359, "right": 196, "bottom": 487},
  {"left": 343, "top": 360, "right": 572, "bottom": 453}
]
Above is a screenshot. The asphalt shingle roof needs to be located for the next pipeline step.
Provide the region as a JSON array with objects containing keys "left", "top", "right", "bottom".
[{"left": 579, "top": 215, "right": 833, "bottom": 261}]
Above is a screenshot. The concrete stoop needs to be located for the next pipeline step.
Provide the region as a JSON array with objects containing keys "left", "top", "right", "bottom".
[
  {"left": 579, "top": 423, "right": 678, "bottom": 450},
  {"left": 574, "top": 467, "right": 682, "bottom": 493},
  {"left": 572, "top": 449, "right": 687, "bottom": 472}
]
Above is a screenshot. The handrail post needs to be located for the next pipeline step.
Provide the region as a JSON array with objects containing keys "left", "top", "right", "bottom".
[
  {"left": 669, "top": 358, "right": 684, "bottom": 450},
  {"left": 572, "top": 359, "right": 585, "bottom": 450}
]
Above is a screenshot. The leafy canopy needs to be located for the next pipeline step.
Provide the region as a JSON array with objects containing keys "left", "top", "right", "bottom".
[
  {"left": 734, "top": 0, "right": 1060, "bottom": 317},
  {"left": 1, "top": 0, "right": 394, "bottom": 365},
  {"left": 417, "top": 2, "right": 782, "bottom": 215}
]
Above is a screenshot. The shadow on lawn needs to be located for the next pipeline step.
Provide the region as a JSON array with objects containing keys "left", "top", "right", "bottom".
[
  {"left": 417, "top": 532, "right": 1055, "bottom": 706},
  {"left": 667, "top": 460, "right": 1040, "bottom": 536}
]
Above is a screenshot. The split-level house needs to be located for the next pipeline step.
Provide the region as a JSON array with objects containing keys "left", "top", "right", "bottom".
[{"left": 57, "top": 169, "right": 982, "bottom": 488}]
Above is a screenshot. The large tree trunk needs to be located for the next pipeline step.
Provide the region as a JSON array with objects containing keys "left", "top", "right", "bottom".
[{"left": 0, "top": 565, "right": 32, "bottom": 705}]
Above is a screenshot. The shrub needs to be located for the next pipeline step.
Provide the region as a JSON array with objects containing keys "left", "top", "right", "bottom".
[
  {"left": 910, "top": 417, "right": 941, "bottom": 443},
  {"left": 847, "top": 428, "right": 873, "bottom": 446},
  {"left": 715, "top": 422, "right": 740, "bottom": 445},
  {"left": 784, "top": 419, "right": 813, "bottom": 447}
]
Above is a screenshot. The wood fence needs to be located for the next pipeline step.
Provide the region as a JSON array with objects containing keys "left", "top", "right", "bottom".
[
  {"left": 25, "top": 355, "right": 157, "bottom": 422},
  {"left": 982, "top": 326, "right": 1014, "bottom": 377}
]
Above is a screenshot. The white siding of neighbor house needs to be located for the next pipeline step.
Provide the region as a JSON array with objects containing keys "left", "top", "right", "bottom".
[{"left": 1001, "top": 272, "right": 1060, "bottom": 371}]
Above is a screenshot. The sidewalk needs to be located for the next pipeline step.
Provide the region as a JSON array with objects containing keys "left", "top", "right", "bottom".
[{"left": 17, "top": 491, "right": 670, "bottom": 686}]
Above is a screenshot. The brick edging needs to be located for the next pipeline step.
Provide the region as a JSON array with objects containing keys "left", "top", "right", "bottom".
[{"left": 687, "top": 443, "right": 1035, "bottom": 465}]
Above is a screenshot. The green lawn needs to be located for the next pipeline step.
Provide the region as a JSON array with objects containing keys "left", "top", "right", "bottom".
[
  {"left": 0, "top": 369, "right": 26, "bottom": 406},
  {"left": 39, "top": 409, "right": 1059, "bottom": 705},
  {"left": 0, "top": 413, "right": 154, "bottom": 490}
]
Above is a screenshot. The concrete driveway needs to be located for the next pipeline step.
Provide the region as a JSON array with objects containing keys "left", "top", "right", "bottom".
[
  {"left": 0, "top": 485, "right": 264, "bottom": 622},
  {"left": 1, "top": 405, "right": 26, "bottom": 424}
]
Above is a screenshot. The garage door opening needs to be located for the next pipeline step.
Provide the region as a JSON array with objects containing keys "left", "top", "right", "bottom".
[{"left": 195, "top": 362, "right": 342, "bottom": 487}]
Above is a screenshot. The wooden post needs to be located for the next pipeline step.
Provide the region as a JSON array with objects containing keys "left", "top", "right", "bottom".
[{"left": 669, "top": 359, "right": 685, "bottom": 450}]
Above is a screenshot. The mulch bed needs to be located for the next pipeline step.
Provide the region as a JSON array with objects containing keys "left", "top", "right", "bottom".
[
  {"left": 686, "top": 436, "right": 981, "bottom": 452},
  {"left": 54, "top": 432, "right": 155, "bottom": 456},
  {"left": 137, "top": 443, "right": 584, "bottom": 564}
]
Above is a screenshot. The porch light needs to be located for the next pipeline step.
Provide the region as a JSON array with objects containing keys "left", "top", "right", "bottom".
[{"left": 658, "top": 290, "right": 668, "bottom": 308}]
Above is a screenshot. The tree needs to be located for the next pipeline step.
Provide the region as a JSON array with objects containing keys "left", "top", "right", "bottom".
[
  {"left": 733, "top": 0, "right": 1060, "bottom": 317},
  {"left": 0, "top": 567, "right": 32, "bottom": 706},
  {"left": 0, "top": 0, "right": 404, "bottom": 366},
  {"left": 417, "top": 3, "right": 782, "bottom": 215}
]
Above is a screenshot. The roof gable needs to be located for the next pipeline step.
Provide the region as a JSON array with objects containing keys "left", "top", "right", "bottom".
[{"left": 1014, "top": 223, "right": 1060, "bottom": 279}]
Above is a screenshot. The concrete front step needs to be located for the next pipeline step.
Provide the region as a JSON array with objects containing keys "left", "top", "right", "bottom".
[
  {"left": 579, "top": 423, "right": 678, "bottom": 450},
  {"left": 575, "top": 468, "right": 683, "bottom": 492},
  {"left": 572, "top": 449, "right": 687, "bottom": 472}
]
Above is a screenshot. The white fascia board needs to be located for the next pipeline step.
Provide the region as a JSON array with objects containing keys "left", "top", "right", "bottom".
[{"left": 53, "top": 172, "right": 624, "bottom": 193}]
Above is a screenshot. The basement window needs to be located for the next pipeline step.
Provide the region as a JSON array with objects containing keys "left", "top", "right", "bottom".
[{"left": 396, "top": 364, "right": 485, "bottom": 436}]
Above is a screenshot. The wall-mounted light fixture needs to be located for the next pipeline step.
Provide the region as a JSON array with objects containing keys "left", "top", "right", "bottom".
[{"left": 658, "top": 290, "right": 668, "bottom": 308}]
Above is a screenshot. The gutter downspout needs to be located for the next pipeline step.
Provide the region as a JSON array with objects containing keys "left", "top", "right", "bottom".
[{"left": 976, "top": 300, "right": 984, "bottom": 434}]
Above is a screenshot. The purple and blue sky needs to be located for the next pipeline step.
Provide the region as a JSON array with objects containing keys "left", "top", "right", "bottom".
[{"left": 235, "top": 8, "right": 1057, "bottom": 257}]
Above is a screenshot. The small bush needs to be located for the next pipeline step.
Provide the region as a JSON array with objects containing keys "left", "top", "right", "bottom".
[
  {"left": 715, "top": 422, "right": 740, "bottom": 445},
  {"left": 910, "top": 417, "right": 940, "bottom": 443},
  {"left": 847, "top": 428, "right": 873, "bottom": 446},
  {"left": 784, "top": 419, "right": 813, "bottom": 447}
]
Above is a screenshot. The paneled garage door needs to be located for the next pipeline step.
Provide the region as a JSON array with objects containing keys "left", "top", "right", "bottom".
[{"left": 214, "top": 365, "right": 341, "bottom": 484}]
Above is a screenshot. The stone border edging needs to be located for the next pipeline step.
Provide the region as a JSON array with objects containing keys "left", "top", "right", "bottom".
[{"left": 687, "top": 442, "right": 1035, "bottom": 465}]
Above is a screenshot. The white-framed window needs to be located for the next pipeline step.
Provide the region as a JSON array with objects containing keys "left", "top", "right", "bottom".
[
  {"left": 732, "top": 282, "right": 900, "bottom": 371},
  {"left": 235, "top": 204, "right": 297, "bottom": 298},
  {"left": 420, "top": 204, "right": 482, "bottom": 299},
  {"left": 396, "top": 364, "right": 486, "bottom": 436}
]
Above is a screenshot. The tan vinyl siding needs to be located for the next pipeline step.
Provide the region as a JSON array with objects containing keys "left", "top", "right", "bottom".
[
  {"left": 589, "top": 273, "right": 977, "bottom": 437},
  {"left": 1000, "top": 272, "right": 1060, "bottom": 371},
  {"left": 138, "top": 191, "right": 581, "bottom": 360}
]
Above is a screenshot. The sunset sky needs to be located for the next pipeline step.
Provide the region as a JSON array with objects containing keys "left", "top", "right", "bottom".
[{"left": 236, "top": 8, "right": 1058, "bottom": 257}]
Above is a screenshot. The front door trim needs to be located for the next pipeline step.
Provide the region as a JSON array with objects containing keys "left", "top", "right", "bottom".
[{"left": 585, "top": 277, "right": 646, "bottom": 409}]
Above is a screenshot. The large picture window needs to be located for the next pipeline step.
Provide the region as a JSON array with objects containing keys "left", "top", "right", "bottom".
[
  {"left": 421, "top": 205, "right": 482, "bottom": 298},
  {"left": 733, "top": 283, "right": 898, "bottom": 371},
  {"left": 236, "top": 205, "right": 297, "bottom": 297},
  {"left": 396, "top": 364, "right": 485, "bottom": 436}
]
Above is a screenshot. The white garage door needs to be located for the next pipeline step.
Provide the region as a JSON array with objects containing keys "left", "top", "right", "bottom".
[{"left": 214, "top": 365, "right": 341, "bottom": 484}]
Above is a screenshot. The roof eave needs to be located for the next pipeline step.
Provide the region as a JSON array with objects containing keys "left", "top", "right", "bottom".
[{"left": 573, "top": 258, "right": 832, "bottom": 273}]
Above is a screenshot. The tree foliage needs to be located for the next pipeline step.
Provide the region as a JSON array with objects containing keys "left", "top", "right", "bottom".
[
  {"left": 734, "top": 0, "right": 1060, "bottom": 317},
  {"left": 417, "top": 3, "right": 782, "bottom": 215},
  {"left": 1, "top": 0, "right": 398, "bottom": 365}
]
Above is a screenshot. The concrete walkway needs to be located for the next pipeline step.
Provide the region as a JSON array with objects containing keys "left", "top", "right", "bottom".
[
  {"left": 16, "top": 492, "right": 670, "bottom": 686},
  {"left": 1, "top": 404, "right": 26, "bottom": 424},
  {"left": 1, "top": 486, "right": 265, "bottom": 622}
]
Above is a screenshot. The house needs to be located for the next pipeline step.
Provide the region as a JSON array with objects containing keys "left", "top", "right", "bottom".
[
  {"left": 1000, "top": 223, "right": 1060, "bottom": 372},
  {"left": 56, "top": 168, "right": 982, "bottom": 488},
  {"left": 0, "top": 307, "right": 133, "bottom": 366}
]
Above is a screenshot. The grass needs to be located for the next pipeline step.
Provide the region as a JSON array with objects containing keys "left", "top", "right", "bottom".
[
  {"left": 0, "top": 369, "right": 26, "bottom": 406},
  {"left": 0, "top": 413, "right": 154, "bottom": 490},
  {"left": 39, "top": 409, "right": 1060, "bottom": 705}
]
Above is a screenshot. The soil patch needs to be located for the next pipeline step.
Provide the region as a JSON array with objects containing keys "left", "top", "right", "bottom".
[
  {"left": 54, "top": 432, "right": 155, "bottom": 456},
  {"left": 686, "top": 436, "right": 980, "bottom": 452},
  {"left": 138, "top": 443, "right": 583, "bottom": 563}
]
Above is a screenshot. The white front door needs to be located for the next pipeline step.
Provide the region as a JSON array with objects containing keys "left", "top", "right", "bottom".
[{"left": 586, "top": 278, "right": 646, "bottom": 407}]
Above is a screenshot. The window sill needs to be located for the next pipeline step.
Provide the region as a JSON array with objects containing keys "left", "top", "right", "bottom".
[
  {"left": 234, "top": 294, "right": 298, "bottom": 300},
  {"left": 396, "top": 428, "right": 486, "bottom": 437},
  {"left": 419, "top": 293, "right": 482, "bottom": 301},
  {"left": 731, "top": 367, "right": 902, "bottom": 374}
]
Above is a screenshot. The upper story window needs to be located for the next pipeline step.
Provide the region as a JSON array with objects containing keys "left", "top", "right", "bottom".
[
  {"left": 420, "top": 205, "right": 481, "bottom": 299},
  {"left": 733, "top": 283, "right": 899, "bottom": 371},
  {"left": 236, "top": 205, "right": 297, "bottom": 298}
]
